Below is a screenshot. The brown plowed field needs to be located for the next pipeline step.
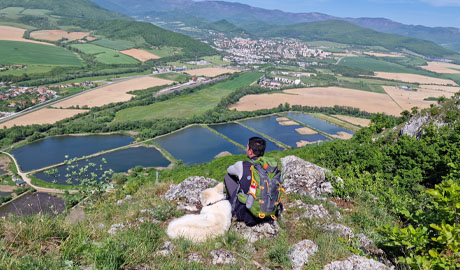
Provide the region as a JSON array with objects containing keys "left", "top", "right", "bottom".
[
  {"left": 230, "top": 87, "right": 402, "bottom": 116},
  {"left": 372, "top": 72, "right": 458, "bottom": 86},
  {"left": 0, "top": 26, "right": 54, "bottom": 46},
  {"left": 2, "top": 109, "right": 88, "bottom": 128},
  {"left": 30, "top": 30, "right": 90, "bottom": 42},
  {"left": 54, "top": 77, "right": 173, "bottom": 108},
  {"left": 120, "top": 49, "right": 160, "bottom": 62},
  {"left": 419, "top": 62, "right": 460, "bottom": 74},
  {"left": 185, "top": 68, "right": 239, "bottom": 77}
]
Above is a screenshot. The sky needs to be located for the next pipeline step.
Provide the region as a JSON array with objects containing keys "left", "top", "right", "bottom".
[{"left": 218, "top": 0, "right": 460, "bottom": 28}]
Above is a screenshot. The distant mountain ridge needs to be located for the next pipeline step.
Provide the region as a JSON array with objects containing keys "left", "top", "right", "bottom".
[{"left": 92, "top": 0, "right": 460, "bottom": 52}]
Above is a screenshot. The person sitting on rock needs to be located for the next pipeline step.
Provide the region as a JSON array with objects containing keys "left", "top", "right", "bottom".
[{"left": 225, "top": 137, "right": 283, "bottom": 226}]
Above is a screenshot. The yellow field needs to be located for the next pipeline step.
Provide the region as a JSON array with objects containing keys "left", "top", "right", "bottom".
[
  {"left": 383, "top": 86, "right": 455, "bottom": 111},
  {"left": 364, "top": 52, "right": 403, "bottom": 58},
  {"left": 372, "top": 72, "right": 458, "bottom": 86},
  {"left": 230, "top": 87, "right": 403, "bottom": 116},
  {"left": 332, "top": 115, "right": 371, "bottom": 127},
  {"left": 185, "top": 68, "right": 239, "bottom": 77},
  {"left": 419, "top": 62, "right": 460, "bottom": 74},
  {"left": 0, "top": 26, "right": 54, "bottom": 46},
  {"left": 54, "top": 77, "right": 173, "bottom": 108},
  {"left": 418, "top": 84, "right": 460, "bottom": 93},
  {"left": 120, "top": 49, "right": 160, "bottom": 62},
  {"left": 30, "top": 30, "right": 90, "bottom": 42},
  {"left": 2, "top": 109, "right": 88, "bottom": 128}
]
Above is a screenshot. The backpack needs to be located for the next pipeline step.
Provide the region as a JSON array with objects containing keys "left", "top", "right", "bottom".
[{"left": 236, "top": 157, "right": 285, "bottom": 220}]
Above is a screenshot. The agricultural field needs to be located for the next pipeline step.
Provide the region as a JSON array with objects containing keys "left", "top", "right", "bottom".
[
  {"left": 0, "top": 40, "right": 82, "bottom": 66},
  {"left": 91, "top": 39, "right": 135, "bottom": 50},
  {"left": 53, "top": 76, "right": 173, "bottom": 108},
  {"left": 153, "top": 72, "right": 191, "bottom": 83},
  {"left": 1, "top": 108, "right": 88, "bottom": 128},
  {"left": 120, "top": 49, "right": 160, "bottom": 62},
  {"left": 383, "top": 86, "right": 455, "bottom": 111},
  {"left": 114, "top": 72, "right": 262, "bottom": 121},
  {"left": 71, "top": 44, "right": 139, "bottom": 65},
  {"left": 419, "top": 61, "right": 460, "bottom": 74},
  {"left": 363, "top": 51, "right": 403, "bottom": 58},
  {"left": 149, "top": 46, "right": 181, "bottom": 57},
  {"left": 372, "top": 72, "right": 458, "bottom": 85},
  {"left": 230, "top": 86, "right": 403, "bottom": 116},
  {"left": 340, "top": 56, "right": 429, "bottom": 75},
  {"left": 0, "top": 64, "right": 54, "bottom": 76},
  {"left": 332, "top": 115, "right": 371, "bottom": 127},
  {"left": 0, "top": 26, "right": 53, "bottom": 46},
  {"left": 184, "top": 67, "right": 239, "bottom": 77},
  {"left": 30, "top": 30, "right": 89, "bottom": 42}
]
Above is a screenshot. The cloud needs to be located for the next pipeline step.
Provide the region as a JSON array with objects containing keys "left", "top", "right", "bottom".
[{"left": 420, "top": 0, "right": 460, "bottom": 6}]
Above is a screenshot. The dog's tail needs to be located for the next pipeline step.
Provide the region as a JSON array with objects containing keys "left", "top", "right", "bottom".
[{"left": 167, "top": 213, "right": 227, "bottom": 242}]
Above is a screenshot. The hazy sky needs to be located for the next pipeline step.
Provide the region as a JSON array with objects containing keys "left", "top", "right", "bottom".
[{"left": 217, "top": 0, "right": 460, "bottom": 28}]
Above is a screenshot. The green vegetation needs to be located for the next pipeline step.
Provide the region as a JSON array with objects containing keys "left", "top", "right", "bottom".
[
  {"left": 149, "top": 46, "right": 181, "bottom": 58},
  {"left": 91, "top": 39, "right": 135, "bottom": 51},
  {"left": 0, "top": 41, "right": 82, "bottom": 66},
  {"left": 0, "top": 64, "right": 54, "bottom": 76},
  {"left": 259, "top": 20, "right": 454, "bottom": 58},
  {"left": 71, "top": 44, "right": 139, "bottom": 65},
  {"left": 114, "top": 72, "right": 262, "bottom": 121},
  {"left": 340, "top": 56, "right": 431, "bottom": 75},
  {"left": 153, "top": 72, "right": 190, "bottom": 83}
]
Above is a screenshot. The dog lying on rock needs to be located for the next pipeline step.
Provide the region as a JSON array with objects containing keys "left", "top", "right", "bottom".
[{"left": 167, "top": 183, "right": 232, "bottom": 242}]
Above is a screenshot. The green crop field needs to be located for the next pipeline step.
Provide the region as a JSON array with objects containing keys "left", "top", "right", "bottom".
[
  {"left": 153, "top": 72, "right": 191, "bottom": 82},
  {"left": 91, "top": 39, "right": 135, "bottom": 51},
  {"left": 340, "top": 56, "right": 431, "bottom": 76},
  {"left": 72, "top": 44, "right": 139, "bottom": 65},
  {"left": 0, "top": 64, "right": 54, "bottom": 75},
  {"left": 0, "top": 41, "right": 82, "bottom": 66},
  {"left": 149, "top": 46, "right": 181, "bottom": 57},
  {"left": 114, "top": 72, "right": 262, "bottom": 121},
  {"left": 21, "top": 9, "right": 50, "bottom": 16}
]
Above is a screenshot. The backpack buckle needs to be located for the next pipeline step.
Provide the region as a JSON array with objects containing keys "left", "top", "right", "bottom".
[
  {"left": 271, "top": 215, "right": 277, "bottom": 220},
  {"left": 258, "top": 213, "right": 266, "bottom": 219}
]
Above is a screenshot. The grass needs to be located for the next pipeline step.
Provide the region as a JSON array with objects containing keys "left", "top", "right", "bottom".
[
  {"left": 21, "top": 9, "right": 50, "bottom": 16},
  {"left": 71, "top": 44, "right": 139, "bottom": 65},
  {"left": 58, "top": 70, "right": 152, "bottom": 84},
  {"left": 153, "top": 72, "right": 191, "bottom": 83},
  {"left": 309, "top": 113, "right": 361, "bottom": 132},
  {"left": 148, "top": 46, "right": 181, "bottom": 57},
  {"left": 339, "top": 56, "right": 432, "bottom": 76},
  {"left": 0, "top": 41, "right": 82, "bottom": 66},
  {"left": 91, "top": 39, "right": 135, "bottom": 51},
  {"left": 202, "top": 55, "right": 227, "bottom": 65},
  {"left": 29, "top": 174, "right": 77, "bottom": 190},
  {"left": 0, "top": 64, "right": 54, "bottom": 76},
  {"left": 113, "top": 72, "right": 262, "bottom": 121}
]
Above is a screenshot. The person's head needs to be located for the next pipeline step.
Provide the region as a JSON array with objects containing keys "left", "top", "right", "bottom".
[{"left": 247, "top": 137, "right": 266, "bottom": 158}]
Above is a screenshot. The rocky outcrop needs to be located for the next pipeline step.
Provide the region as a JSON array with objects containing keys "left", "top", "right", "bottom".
[
  {"left": 287, "top": 199, "right": 331, "bottom": 220},
  {"left": 231, "top": 221, "right": 280, "bottom": 243},
  {"left": 210, "top": 249, "right": 236, "bottom": 265},
  {"left": 323, "top": 223, "right": 355, "bottom": 239},
  {"left": 281, "top": 156, "right": 337, "bottom": 198},
  {"left": 164, "top": 176, "right": 217, "bottom": 211},
  {"left": 324, "top": 255, "right": 394, "bottom": 270},
  {"left": 288, "top": 240, "right": 318, "bottom": 270},
  {"left": 400, "top": 115, "right": 429, "bottom": 138},
  {"left": 156, "top": 241, "right": 175, "bottom": 256}
]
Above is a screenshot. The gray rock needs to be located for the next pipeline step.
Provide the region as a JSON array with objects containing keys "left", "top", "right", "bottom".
[
  {"left": 65, "top": 208, "right": 86, "bottom": 225},
  {"left": 281, "top": 156, "right": 335, "bottom": 198},
  {"left": 108, "top": 223, "right": 124, "bottom": 235},
  {"left": 187, "top": 253, "right": 202, "bottom": 263},
  {"left": 357, "top": 233, "right": 373, "bottom": 249},
  {"left": 288, "top": 240, "right": 318, "bottom": 270},
  {"left": 288, "top": 200, "right": 331, "bottom": 220},
  {"left": 164, "top": 176, "right": 217, "bottom": 210},
  {"left": 324, "top": 255, "right": 394, "bottom": 270},
  {"left": 400, "top": 115, "right": 428, "bottom": 138},
  {"left": 324, "top": 223, "right": 354, "bottom": 239},
  {"left": 210, "top": 249, "right": 236, "bottom": 265},
  {"left": 156, "top": 241, "right": 175, "bottom": 257},
  {"left": 231, "top": 221, "right": 280, "bottom": 243}
]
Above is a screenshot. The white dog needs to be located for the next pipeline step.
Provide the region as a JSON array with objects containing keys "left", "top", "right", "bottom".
[{"left": 166, "top": 183, "right": 232, "bottom": 242}]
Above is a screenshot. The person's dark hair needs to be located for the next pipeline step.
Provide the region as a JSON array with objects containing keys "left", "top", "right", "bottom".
[{"left": 248, "top": 137, "right": 266, "bottom": 156}]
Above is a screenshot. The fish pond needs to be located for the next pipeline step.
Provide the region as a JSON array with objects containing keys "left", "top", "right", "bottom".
[
  {"left": 0, "top": 192, "right": 65, "bottom": 218},
  {"left": 287, "top": 112, "right": 354, "bottom": 135},
  {"left": 154, "top": 126, "right": 244, "bottom": 165},
  {"left": 34, "top": 146, "right": 170, "bottom": 185},
  {"left": 10, "top": 134, "right": 135, "bottom": 172},
  {"left": 239, "top": 116, "right": 329, "bottom": 147},
  {"left": 209, "top": 123, "right": 284, "bottom": 152},
  {"left": 0, "top": 192, "right": 11, "bottom": 198}
]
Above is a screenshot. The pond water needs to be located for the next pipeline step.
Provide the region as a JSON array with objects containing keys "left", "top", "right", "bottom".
[
  {"left": 34, "top": 146, "right": 170, "bottom": 185},
  {"left": 239, "top": 116, "right": 329, "bottom": 147},
  {"left": 10, "top": 135, "right": 135, "bottom": 172},
  {"left": 154, "top": 126, "right": 244, "bottom": 165},
  {"left": 0, "top": 192, "right": 11, "bottom": 198},
  {"left": 287, "top": 112, "right": 354, "bottom": 135},
  {"left": 209, "top": 123, "right": 284, "bottom": 152},
  {"left": 0, "top": 169, "right": 6, "bottom": 176},
  {"left": 0, "top": 192, "right": 65, "bottom": 218}
]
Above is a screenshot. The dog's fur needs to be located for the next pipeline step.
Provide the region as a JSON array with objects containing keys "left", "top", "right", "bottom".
[{"left": 166, "top": 183, "right": 232, "bottom": 242}]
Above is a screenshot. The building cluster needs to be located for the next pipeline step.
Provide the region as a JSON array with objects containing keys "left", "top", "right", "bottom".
[
  {"left": 0, "top": 86, "right": 57, "bottom": 108},
  {"left": 49, "top": 81, "right": 94, "bottom": 89},
  {"left": 212, "top": 37, "right": 331, "bottom": 65},
  {"left": 258, "top": 76, "right": 305, "bottom": 90},
  {"left": 153, "top": 66, "right": 188, "bottom": 74}
]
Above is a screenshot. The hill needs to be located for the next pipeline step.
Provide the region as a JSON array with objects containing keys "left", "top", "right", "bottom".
[{"left": 92, "top": 0, "right": 460, "bottom": 53}]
